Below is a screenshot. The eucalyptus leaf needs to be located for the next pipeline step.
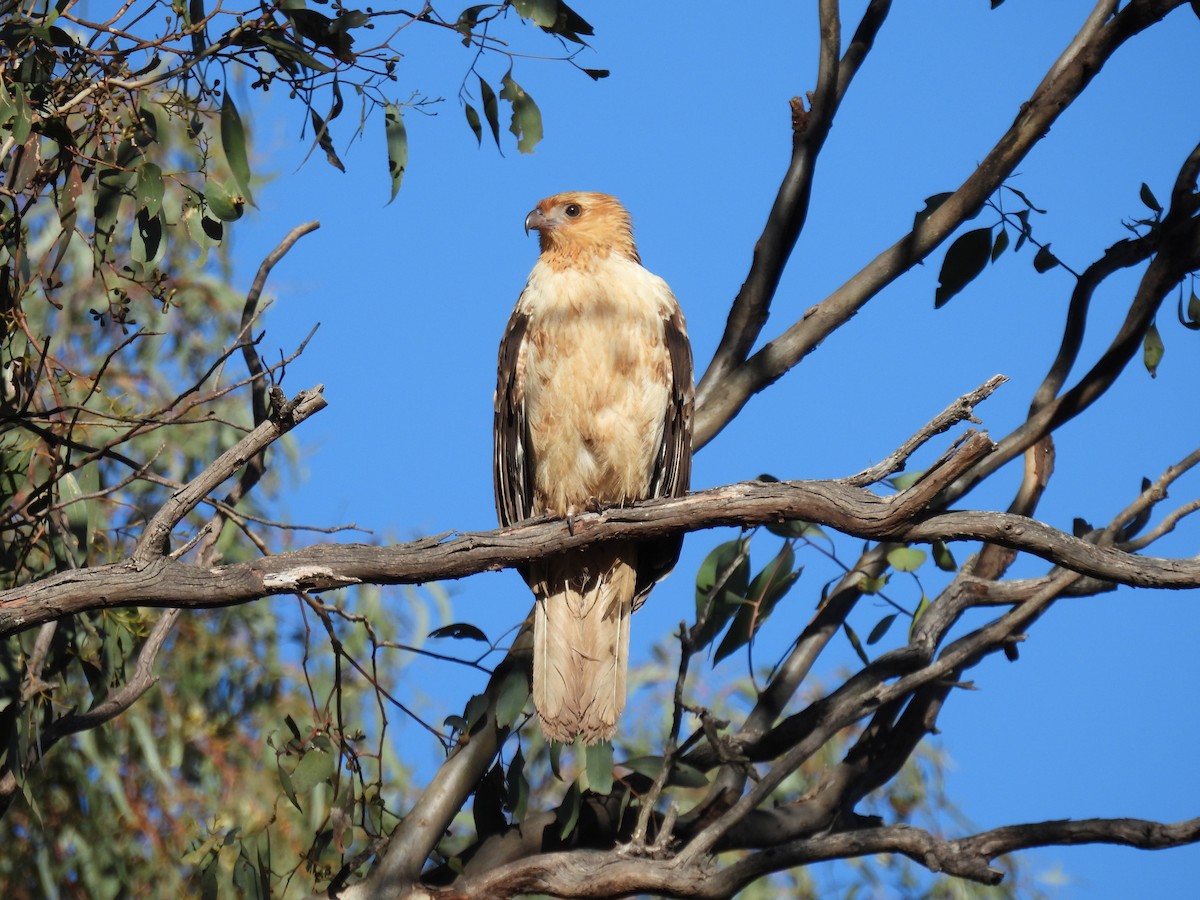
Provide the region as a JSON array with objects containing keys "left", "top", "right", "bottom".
[
  {"left": 464, "top": 102, "right": 483, "bottom": 145},
  {"left": 1143, "top": 321, "right": 1164, "bottom": 378},
  {"left": 513, "top": 0, "right": 559, "bottom": 27},
  {"left": 494, "top": 669, "right": 529, "bottom": 729},
  {"left": 886, "top": 546, "right": 927, "bottom": 572},
  {"left": 429, "top": 622, "right": 488, "bottom": 642},
  {"left": 479, "top": 77, "right": 501, "bottom": 148},
  {"left": 584, "top": 740, "right": 613, "bottom": 796},
  {"left": 1139, "top": 181, "right": 1162, "bottom": 213},
  {"left": 1033, "top": 243, "right": 1059, "bottom": 273},
  {"left": 934, "top": 227, "right": 993, "bottom": 308},
  {"left": 220, "top": 92, "right": 254, "bottom": 206},
  {"left": 500, "top": 70, "right": 543, "bottom": 154},
  {"left": 844, "top": 622, "right": 870, "bottom": 666},
  {"left": 867, "top": 613, "right": 898, "bottom": 645},
  {"left": 384, "top": 103, "right": 407, "bottom": 203},
  {"left": 204, "top": 180, "right": 243, "bottom": 222}
]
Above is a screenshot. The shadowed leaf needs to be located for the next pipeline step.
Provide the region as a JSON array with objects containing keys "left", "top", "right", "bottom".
[
  {"left": 429, "top": 622, "right": 488, "bottom": 641},
  {"left": 935, "top": 227, "right": 993, "bottom": 308},
  {"left": 1033, "top": 243, "right": 1059, "bottom": 273}
]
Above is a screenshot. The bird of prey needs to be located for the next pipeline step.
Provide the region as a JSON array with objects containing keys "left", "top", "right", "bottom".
[{"left": 494, "top": 192, "right": 694, "bottom": 744}]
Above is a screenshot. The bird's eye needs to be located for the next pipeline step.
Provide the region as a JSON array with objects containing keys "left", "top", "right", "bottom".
[{"left": 564, "top": 203, "right": 582, "bottom": 218}]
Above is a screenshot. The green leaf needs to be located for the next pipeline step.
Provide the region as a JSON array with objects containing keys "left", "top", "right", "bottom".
[
  {"left": 858, "top": 573, "right": 889, "bottom": 595},
  {"left": 887, "top": 470, "right": 925, "bottom": 492},
  {"left": 843, "top": 623, "right": 870, "bottom": 666},
  {"left": 584, "top": 740, "right": 613, "bottom": 795},
  {"left": 289, "top": 745, "right": 335, "bottom": 793},
  {"left": 500, "top": 70, "right": 543, "bottom": 154},
  {"left": 505, "top": 745, "right": 529, "bottom": 823},
  {"left": 866, "top": 613, "right": 898, "bottom": 645},
  {"left": 135, "top": 162, "right": 164, "bottom": 217},
  {"left": 886, "top": 546, "right": 927, "bottom": 572},
  {"left": 429, "top": 622, "right": 488, "bottom": 641},
  {"left": 59, "top": 464, "right": 99, "bottom": 556},
  {"left": 512, "top": 0, "right": 559, "bottom": 27},
  {"left": 714, "top": 542, "right": 799, "bottom": 663},
  {"left": 549, "top": 740, "right": 564, "bottom": 781},
  {"left": 1143, "top": 321, "right": 1163, "bottom": 378},
  {"left": 278, "top": 762, "right": 302, "bottom": 812},
  {"left": 495, "top": 668, "right": 529, "bottom": 728},
  {"left": 456, "top": 5, "right": 490, "bottom": 40},
  {"left": 932, "top": 540, "right": 957, "bottom": 572},
  {"left": 384, "top": 104, "right": 407, "bottom": 203},
  {"left": 1139, "top": 182, "right": 1163, "bottom": 214},
  {"left": 220, "top": 92, "right": 254, "bottom": 206},
  {"left": 309, "top": 108, "right": 345, "bottom": 172},
  {"left": 479, "top": 77, "right": 501, "bottom": 148},
  {"left": 1033, "top": 243, "right": 1059, "bottom": 273},
  {"left": 543, "top": 0, "right": 594, "bottom": 42},
  {"left": 464, "top": 102, "right": 483, "bottom": 145},
  {"left": 204, "top": 180, "right": 244, "bottom": 222},
  {"left": 257, "top": 30, "right": 333, "bottom": 73},
  {"left": 909, "top": 595, "right": 931, "bottom": 638},
  {"left": 11, "top": 84, "right": 31, "bottom": 144},
  {"left": 558, "top": 782, "right": 581, "bottom": 840},
  {"left": 693, "top": 538, "right": 750, "bottom": 651},
  {"left": 695, "top": 539, "right": 750, "bottom": 614},
  {"left": 1176, "top": 290, "right": 1200, "bottom": 331},
  {"left": 463, "top": 692, "right": 489, "bottom": 732},
  {"left": 934, "top": 228, "right": 993, "bottom": 308}
]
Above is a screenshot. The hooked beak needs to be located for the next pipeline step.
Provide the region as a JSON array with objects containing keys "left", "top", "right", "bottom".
[{"left": 524, "top": 207, "right": 546, "bottom": 236}]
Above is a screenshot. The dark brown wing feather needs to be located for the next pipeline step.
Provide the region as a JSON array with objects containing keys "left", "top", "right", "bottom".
[
  {"left": 494, "top": 308, "right": 532, "bottom": 529},
  {"left": 634, "top": 304, "right": 695, "bottom": 604}
]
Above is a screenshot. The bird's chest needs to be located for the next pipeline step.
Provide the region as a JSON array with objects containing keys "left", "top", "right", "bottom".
[{"left": 519, "top": 281, "right": 671, "bottom": 514}]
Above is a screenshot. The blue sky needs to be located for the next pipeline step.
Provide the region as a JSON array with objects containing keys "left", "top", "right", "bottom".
[{"left": 222, "top": 2, "right": 1200, "bottom": 895}]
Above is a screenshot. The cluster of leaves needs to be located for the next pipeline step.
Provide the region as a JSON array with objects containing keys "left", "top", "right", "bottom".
[
  {"left": 185, "top": 584, "right": 449, "bottom": 898},
  {"left": 930, "top": 180, "right": 1200, "bottom": 379},
  {"left": 0, "top": 1, "right": 601, "bottom": 327},
  {"left": 0, "top": 2, "right": 609, "bottom": 895}
]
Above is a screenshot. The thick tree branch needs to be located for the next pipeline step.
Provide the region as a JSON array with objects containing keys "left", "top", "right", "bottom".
[
  {"left": 398, "top": 815, "right": 1200, "bottom": 899},
  {"left": 5, "top": 426, "right": 1200, "bottom": 638}
]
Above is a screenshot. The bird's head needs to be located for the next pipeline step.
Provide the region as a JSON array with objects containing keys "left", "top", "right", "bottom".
[{"left": 524, "top": 192, "right": 640, "bottom": 265}]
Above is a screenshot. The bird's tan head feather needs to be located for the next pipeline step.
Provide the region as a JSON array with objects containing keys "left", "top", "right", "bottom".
[{"left": 524, "top": 192, "right": 640, "bottom": 268}]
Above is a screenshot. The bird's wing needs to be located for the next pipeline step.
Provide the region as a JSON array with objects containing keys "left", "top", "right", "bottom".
[
  {"left": 635, "top": 301, "right": 695, "bottom": 605},
  {"left": 494, "top": 306, "right": 532, "bottom": 528},
  {"left": 650, "top": 302, "right": 694, "bottom": 501}
]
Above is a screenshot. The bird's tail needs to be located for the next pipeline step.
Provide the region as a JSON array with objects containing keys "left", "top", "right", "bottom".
[{"left": 531, "top": 544, "right": 636, "bottom": 745}]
